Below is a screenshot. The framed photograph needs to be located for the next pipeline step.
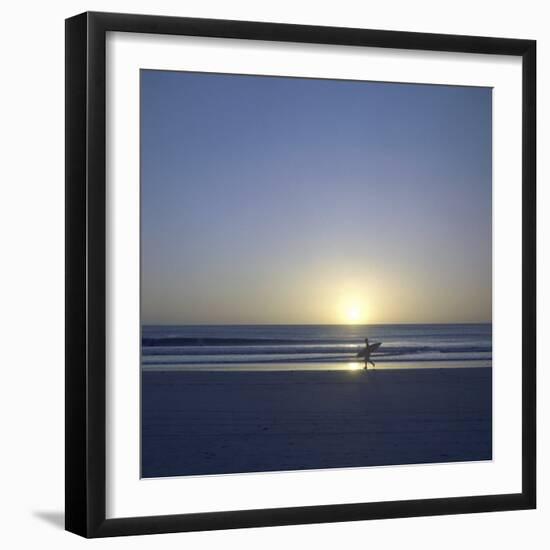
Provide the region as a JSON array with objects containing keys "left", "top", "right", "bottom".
[{"left": 65, "top": 11, "right": 536, "bottom": 537}]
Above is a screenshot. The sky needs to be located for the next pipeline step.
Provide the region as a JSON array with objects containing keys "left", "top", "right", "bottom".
[{"left": 140, "top": 70, "right": 492, "bottom": 325}]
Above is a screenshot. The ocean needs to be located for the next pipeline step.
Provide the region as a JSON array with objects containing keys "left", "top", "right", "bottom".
[{"left": 141, "top": 323, "right": 492, "bottom": 371}]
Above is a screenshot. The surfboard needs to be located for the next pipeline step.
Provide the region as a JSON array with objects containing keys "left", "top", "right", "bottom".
[{"left": 356, "top": 342, "right": 382, "bottom": 357}]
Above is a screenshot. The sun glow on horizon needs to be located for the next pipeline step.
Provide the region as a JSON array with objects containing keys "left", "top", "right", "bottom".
[
  {"left": 347, "top": 305, "right": 361, "bottom": 323},
  {"left": 340, "top": 297, "right": 369, "bottom": 325}
]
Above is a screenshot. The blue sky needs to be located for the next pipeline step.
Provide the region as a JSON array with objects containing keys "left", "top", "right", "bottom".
[{"left": 141, "top": 70, "right": 492, "bottom": 325}]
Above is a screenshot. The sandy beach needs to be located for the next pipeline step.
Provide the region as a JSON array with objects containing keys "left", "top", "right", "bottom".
[{"left": 142, "top": 367, "right": 492, "bottom": 478}]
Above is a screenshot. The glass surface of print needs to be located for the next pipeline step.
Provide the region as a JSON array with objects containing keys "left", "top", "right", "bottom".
[{"left": 140, "top": 70, "right": 492, "bottom": 478}]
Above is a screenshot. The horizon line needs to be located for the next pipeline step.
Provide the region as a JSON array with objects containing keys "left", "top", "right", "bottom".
[{"left": 141, "top": 321, "right": 492, "bottom": 327}]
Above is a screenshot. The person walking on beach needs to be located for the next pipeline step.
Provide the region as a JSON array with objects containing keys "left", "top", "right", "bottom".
[{"left": 357, "top": 338, "right": 381, "bottom": 370}]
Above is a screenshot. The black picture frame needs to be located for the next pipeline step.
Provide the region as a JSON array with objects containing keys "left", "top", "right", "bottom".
[{"left": 65, "top": 11, "right": 536, "bottom": 538}]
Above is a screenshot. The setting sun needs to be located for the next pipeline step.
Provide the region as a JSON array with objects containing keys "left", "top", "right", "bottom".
[
  {"left": 340, "top": 299, "right": 367, "bottom": 324},
  {"left": 347, "top": 305, "right": 361, "bottom": 323}
]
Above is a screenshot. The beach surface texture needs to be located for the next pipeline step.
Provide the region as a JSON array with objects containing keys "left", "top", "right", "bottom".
[{"left": 142, "top": 367, "right": 492, "bottom": 478}]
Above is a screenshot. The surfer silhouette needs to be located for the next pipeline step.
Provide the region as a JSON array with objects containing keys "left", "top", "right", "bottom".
[{"left": 357, "top": 337, "right": 381, "bottom": 369}]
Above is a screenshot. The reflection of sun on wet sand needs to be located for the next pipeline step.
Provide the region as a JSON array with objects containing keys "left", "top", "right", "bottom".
[{"left": 142, "top": 367, "right": 492, "bottom": 478}]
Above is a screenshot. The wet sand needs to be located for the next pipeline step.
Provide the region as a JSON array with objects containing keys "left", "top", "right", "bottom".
[{"left": 141, "top": 367, "right": 492, "bottom": 478}]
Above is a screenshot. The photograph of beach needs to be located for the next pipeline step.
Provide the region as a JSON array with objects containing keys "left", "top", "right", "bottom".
[{"left": 140, "top": 70, "right": 492, "bottom": 478}]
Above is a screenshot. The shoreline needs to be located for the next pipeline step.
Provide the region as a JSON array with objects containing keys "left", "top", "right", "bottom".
[{"left": 141, "top": 359, "right": 491, "bottom": 372}]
